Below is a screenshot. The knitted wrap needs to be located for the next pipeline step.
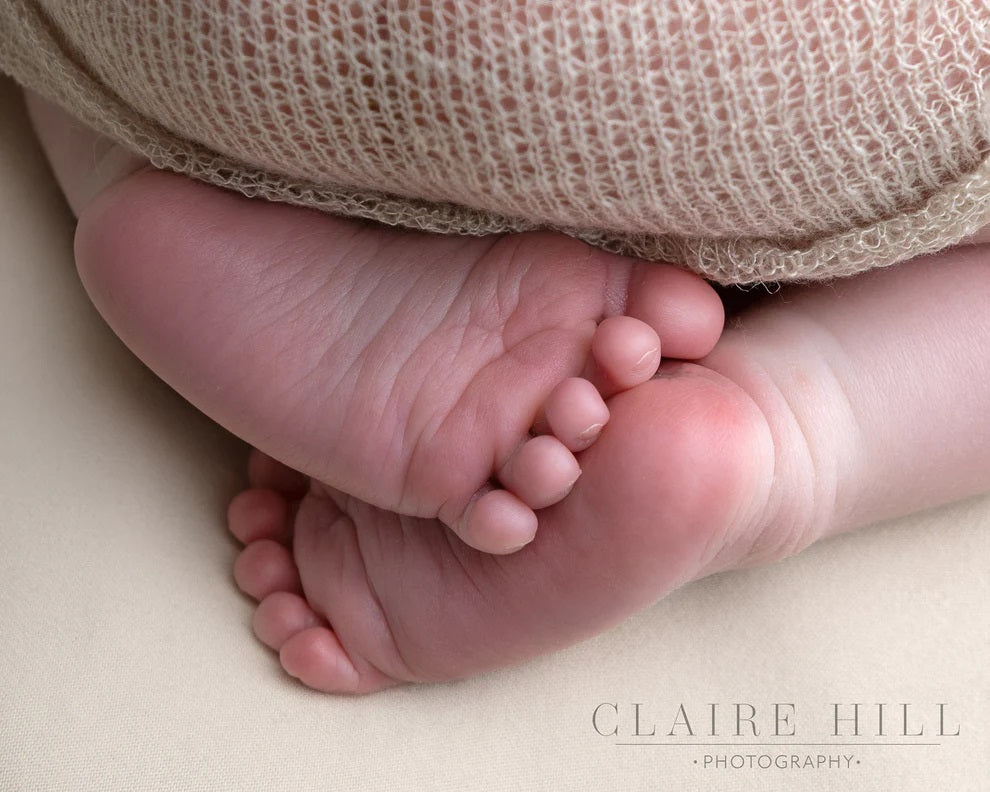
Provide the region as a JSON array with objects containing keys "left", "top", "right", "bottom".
[{"left": 2, "top": 0, "right": 988, "bottom": 284}]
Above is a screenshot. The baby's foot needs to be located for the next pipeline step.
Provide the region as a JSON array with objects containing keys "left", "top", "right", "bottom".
[
  {"left": 75, "top": 169, "right": 723, "bottom": 553},
  {"left": 228, "top": 361, "right": 784, "bottom": 693},
  {"left": 227, "top": 242, "right": 990, "bottom": 693}
]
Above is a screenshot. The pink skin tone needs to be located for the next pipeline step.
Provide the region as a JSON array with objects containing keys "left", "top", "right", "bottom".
[
  {"left": 29, "top": 93, "right": 990, "bottom": 693},
  {"left": 31, "top": 97, "right": 718, "bottom": 557}
]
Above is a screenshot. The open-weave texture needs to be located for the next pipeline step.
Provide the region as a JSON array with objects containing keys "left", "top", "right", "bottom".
[{"left": 1, "top": 0, "right": 988, "bottom": 284}]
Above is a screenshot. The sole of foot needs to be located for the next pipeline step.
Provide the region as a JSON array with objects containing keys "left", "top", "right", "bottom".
[{"left": 75, "top": 168, "right": 724, "bottom": 554}]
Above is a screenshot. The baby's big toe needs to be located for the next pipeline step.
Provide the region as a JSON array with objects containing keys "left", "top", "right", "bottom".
[{"left": 622, "top": 263, "right": 725, "bottom": 360}]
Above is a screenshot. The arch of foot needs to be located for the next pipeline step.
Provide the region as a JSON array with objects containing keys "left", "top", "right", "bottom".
[{"left": 8, "top": 0, "right": 990, "bottom": 282}]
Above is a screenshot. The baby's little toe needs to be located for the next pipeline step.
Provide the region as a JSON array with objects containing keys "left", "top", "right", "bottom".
[
  {"left": 589, "top": 316, "right": 661, "bottom": 396},
  {"left": 543, "top": 377, "right": 610, "bottom": 452}
]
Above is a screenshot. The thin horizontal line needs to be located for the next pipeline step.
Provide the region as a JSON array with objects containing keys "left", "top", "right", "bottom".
[{"left": 615, "top": 742, "right": 942, "bottom": 747}]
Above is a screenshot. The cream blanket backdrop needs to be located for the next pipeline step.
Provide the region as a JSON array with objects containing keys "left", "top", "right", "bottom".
[{"left": 0, "top": 77, "right": 988, "bottom": 791}]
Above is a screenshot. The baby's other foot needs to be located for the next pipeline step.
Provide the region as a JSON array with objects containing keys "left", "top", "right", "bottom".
[
  {"left": 76, "top": 169, "right": 723, "bottom": 553},
  {"left": 228, "top": 362, "right": 780, "bottom": 693}
]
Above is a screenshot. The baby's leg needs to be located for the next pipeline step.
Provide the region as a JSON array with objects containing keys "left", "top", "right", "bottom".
[
  {"left": 29, "top": 93, "right": 724, "bottom": 555},
  {"left": 226, "top": 242, "right": 990, "bottom": 691},
  {"left": 706, "top": 246, "right": 990, "bottom": 541}
]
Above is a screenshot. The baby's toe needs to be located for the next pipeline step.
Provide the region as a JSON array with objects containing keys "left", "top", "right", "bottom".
[
  {"left": 447, "top": 489, "right": 539, "bottom": 555},
  {"left": 496, "top": 435, "right": 581, "bottom": 509},
  {"left": 447, "top": 434, "right": 582, "bottom": 554},
  {"left": 233, "top": 540, "right": 302, "bottom": 600},
  {"left": 253, "top": 591, "right": 324, "bottom": 649},
  {"left": 590, "top": 315, "right": 661, "bottom": 396},
  {"left": 543, "top": 377, "right": 610, "bottom": 452},
  {"left": 623, "top": 263, "right": 725, "bottom": 360},
  {"left": 228, "top": 488, "right": 294, "bottom": 545},
  {"left": 280, "top": 626, "right": 399, "bottom": 694}
]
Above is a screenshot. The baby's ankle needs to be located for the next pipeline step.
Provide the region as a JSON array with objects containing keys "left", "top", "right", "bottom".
[{"left": 702, "top": 333, "right": 863, "bottom": 566}]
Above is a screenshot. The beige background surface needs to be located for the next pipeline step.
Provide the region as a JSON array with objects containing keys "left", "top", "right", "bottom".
[{"left": 0, "top": 76, "right": 987, "bottom": 791}]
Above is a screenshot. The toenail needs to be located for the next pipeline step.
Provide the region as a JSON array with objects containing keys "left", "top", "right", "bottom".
[
  {"left": 552, "top": 472, "right": 582, "bottom": 502},
  {"left": 577, "top": 423, "right": 604, "bottom": 442},
  {"left": 634, "top": 347, "right": 660, "bottom": 370}
]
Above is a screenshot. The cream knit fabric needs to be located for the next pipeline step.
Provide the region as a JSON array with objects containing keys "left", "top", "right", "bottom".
[{"left": 1, "top": 0, "right": 988, "bottom": 284}]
